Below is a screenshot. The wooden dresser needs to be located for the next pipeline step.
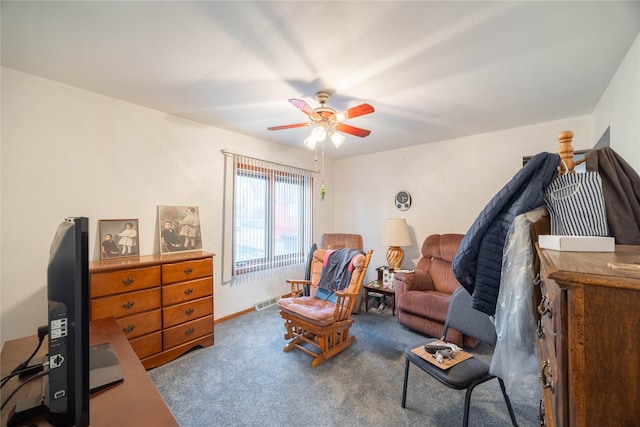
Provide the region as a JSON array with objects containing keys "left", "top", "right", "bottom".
[
  {"left": 89, "top": 251, "right": 215, "bottom": 369},
  {"left": 536, "top": 245, "right": 640, "bottom": 427}
]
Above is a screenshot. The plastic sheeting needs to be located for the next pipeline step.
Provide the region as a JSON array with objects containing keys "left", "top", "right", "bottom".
[{"left": 490, "top": 206, "right": 546, "bottom": 401}]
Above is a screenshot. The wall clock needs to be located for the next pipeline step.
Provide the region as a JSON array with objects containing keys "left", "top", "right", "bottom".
[{"left": 395, "top": 191, "right": 411, "bottom": 211}]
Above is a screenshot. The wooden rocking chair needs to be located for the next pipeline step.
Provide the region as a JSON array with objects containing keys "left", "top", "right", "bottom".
[{"left": 278, "top": 248, "right": 373, "bottom": 367}]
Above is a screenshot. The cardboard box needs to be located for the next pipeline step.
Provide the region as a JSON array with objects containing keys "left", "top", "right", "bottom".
[{"left": 538, "top": 235, "right": 615, "bottom": 252}]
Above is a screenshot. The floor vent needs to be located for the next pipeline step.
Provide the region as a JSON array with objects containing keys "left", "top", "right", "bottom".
[{"left": 254, "top": 296, "right": 281, "bottom": 311}]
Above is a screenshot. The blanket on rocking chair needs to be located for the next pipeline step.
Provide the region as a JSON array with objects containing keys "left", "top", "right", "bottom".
[{"left": 315, "top": 248, "right": 364, "bottom": 303}]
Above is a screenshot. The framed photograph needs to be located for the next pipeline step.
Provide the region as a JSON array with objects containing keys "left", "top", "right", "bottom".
[
  {"left": 158, "top": 205, "right": 202, "bottom": 254},
  {"left": 99, "top": 219, "right": 140, "bottom": 259}
]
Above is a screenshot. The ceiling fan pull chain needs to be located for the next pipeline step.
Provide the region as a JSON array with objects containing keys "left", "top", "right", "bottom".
[{"left": 320, "top": 142, "right": 326, "bottom": 200}]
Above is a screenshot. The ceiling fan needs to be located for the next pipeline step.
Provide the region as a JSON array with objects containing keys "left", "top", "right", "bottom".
[{"left": 268, "top": 92, "right": 374, "bottom": 148}]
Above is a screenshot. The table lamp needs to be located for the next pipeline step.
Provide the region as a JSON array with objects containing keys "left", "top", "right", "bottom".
[{"left": 382, "top": 218, "right": 411, "bottom": 270}]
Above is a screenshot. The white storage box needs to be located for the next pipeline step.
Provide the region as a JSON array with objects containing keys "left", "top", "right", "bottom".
[{"left": 538, "top": 235, "right": 615, "bottom": 252}]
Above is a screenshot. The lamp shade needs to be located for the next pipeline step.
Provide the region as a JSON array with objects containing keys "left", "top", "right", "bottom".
[
  {"left": 303, "top": 135, "right": 317, "bottom": 150},
  {"left": 311, "top": 126, "right": 326, "bottom": 141},
  {"left": 382, "top": 218, "right": 411, "bottom": 247},
  {"left": 330, "top": 132, "right": 345, "bottom": 148}
]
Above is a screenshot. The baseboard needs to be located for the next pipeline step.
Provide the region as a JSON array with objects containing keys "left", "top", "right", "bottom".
[
  {"left": 214, "top": 293, "right": 291, "bottom": 325},
  {"left": 214, "top": 307, "right": 254, "bottom": 324}
]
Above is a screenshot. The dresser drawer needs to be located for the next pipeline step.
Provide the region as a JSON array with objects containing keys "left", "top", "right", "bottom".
[
  {"left": 537, "top": 260, "right": 569, "bottom": 427},
  {"left": 539, "top": 368, "right": 559, "bottom": 427},
  {"left": 163, "top": 297, "right": 213, "bottom": 328},
  {"left": 538, "top": 282, "right": 555, "bottom": 357},
  {"left": 538, "top": 338, "right": 559, "bottom": 425},
  {"left": 91, "top": 266, "right": 161, "bottom": 298},
  {"left": 114, "top": 309, "right": 162, "bottom": 340},
  {"left": 130, "top": 331, "right": 162, "bottom": 359},
  {"left": 162, "top": 277, "right": 212, "bottom": 305},
  {"left": 89, "top": 252, "right": 215, "bottom": 368},
  {"left": 91, "top": 288, "right": 161, "bottom": 320},
  {"left": 162, "top": 258, "right": 212, "bottom": 285},
  {"left": 163, "top": 315, "right": 214, "bottom": 349}
]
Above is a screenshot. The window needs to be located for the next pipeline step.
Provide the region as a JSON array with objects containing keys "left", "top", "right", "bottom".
[{"left": 223, "top": 152, "right": 313, "bottom": 279}]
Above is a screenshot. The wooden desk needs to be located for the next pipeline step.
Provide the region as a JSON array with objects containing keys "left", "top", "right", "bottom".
[{"left": 1, "top": 317, "right": 178, "bottom": 426}]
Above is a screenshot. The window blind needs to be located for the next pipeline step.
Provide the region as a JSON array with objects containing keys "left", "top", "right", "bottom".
[{"left": 222, "top": 152, "right": 313, "bottom": 282}]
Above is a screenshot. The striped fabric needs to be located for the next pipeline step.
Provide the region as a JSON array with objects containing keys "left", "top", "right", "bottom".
[{"left": 544, "top": 171, "right": 609, "bottom": 236}]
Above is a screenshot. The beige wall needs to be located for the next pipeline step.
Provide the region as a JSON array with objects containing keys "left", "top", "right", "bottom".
[
  {"left": 0, "top": 68, "right": 334, "bottom": 344},
  {"left": 593, "top": 33, "right": 640, "bottom": 167},
  {"left": 335, "top": 31, "right": 640, "bottom": 274},
  {"left": 334, "top": 116, "right": 592, "bottom": 272}
]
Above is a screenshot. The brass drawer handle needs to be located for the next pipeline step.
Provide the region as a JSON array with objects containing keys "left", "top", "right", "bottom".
[
  {"left": 185, "top": 308, "right": 194, "bottom": 316},
  {"left": 537, "top": 319, "right": 545, "bottom": 339},
  {"left": 122, "top": 324, "right": 135, "bottom": 334},
  {"left": 538, "top": 399, "right": 546, "bottom": 425},
  {"left": 534, "top": 274, "right": 542, "bottom": 286},
  {"left": 184, "top": 287, "right": 194, "bottom": 295},
  {"left": 122, "top": 277, "right": 136, "bottom": 286},
  {"left": 538, "top": 296, "right": 552, "bottom": 318},
  {"left": 539, "top": 360, "right": 554, "bottom": 391},
  {"left": 184, "top": 267, "right": 193, "bottom": 275},
  {"left": 185, "top": 328, "right": 194, "bottom": 336},
  {"left": 122, "top": 301, "right": 135, "bottom": 310}
]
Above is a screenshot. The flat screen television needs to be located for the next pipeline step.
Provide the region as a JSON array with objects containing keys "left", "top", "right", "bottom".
[{"left": 46, "top": 217, "right": 90, "bottom": 427}]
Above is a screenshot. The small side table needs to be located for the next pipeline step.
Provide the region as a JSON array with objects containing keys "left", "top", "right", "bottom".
[{"left": 363, "top": 281, "right": 396, "bottom": 316}]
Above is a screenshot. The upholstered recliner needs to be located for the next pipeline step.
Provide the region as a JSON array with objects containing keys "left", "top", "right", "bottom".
[
  {"left": 393, "top": 233, "right": 474, "bottom": 346},
  {"left": 278, "top": 248, "right": 373, "bottom": 367}
]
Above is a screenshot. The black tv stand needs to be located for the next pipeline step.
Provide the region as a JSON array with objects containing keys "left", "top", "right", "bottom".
[
  {"left": 88, "top": 342, "right": 124, "bottom": 393},
  {"left": 7, "top": 378, "right": 46, "bottom": 427},
  {"left": 6, "top": 343, "right": 125, "bottom": 426}
]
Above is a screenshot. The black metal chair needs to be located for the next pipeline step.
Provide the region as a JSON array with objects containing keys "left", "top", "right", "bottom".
[{"left": 401, "top": 287, "right": 519, "bottom": 427}]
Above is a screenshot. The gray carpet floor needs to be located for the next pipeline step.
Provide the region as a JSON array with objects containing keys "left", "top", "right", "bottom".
[{"left": 149, "top": 303, "right": 540, "bottom": 426}]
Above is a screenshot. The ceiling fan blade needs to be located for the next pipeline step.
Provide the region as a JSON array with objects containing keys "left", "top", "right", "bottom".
[
  {"left": 339, "top": 103, "right": 375, "bottom": 120},
  {"left": 289, "top": 99, "right": 321, "bottom": 120},
  {"left": 268, "top": 122, "right": 311, "bottom": 131},
  {"left": 334, "top": 123, "right": 371, "bottom": 138}
]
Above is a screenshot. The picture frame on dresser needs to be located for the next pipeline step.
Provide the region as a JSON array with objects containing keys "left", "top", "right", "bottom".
[
  {"left": 158, "top": 205, "right": 202, "bottom": 254},
  {"left": 99, "top": 219, "right": 140, "bottom": 259}
]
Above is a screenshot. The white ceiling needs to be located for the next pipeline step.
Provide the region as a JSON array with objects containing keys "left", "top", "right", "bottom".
[{"left": 2, "top": 1, "right": 640, "bottom": 158}]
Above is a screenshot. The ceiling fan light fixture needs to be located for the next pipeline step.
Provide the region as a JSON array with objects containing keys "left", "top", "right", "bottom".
[
  {"left": 330, "top": 132, "right": 345, "bottom": 148},
  {"left": 311, "top": 126, "right": 327, "bottom": 141},
  {"left": 303, "top": 135, "right": 317, "bottom": 150},
  {"left": 269, "top": 92, "right": 374, "bottom": 148}
]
